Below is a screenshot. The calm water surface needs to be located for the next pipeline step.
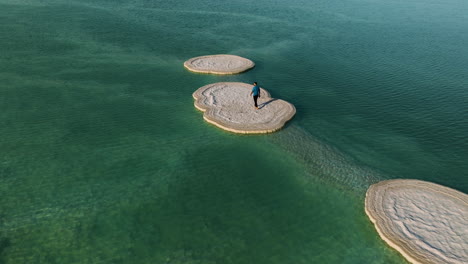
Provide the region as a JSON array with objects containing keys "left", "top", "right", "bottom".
[{"left": 1, "top": 0, "right": 467, "bottom": 263}]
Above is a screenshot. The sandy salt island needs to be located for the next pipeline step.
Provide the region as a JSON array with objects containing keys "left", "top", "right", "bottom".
[
  {"left": 365, "top": 179, "right": 468, "bottom": 264},
  {"left": 184, "top": 54, "right": 255, "bottom": 74},
  {"left": 193, "top": 82, "right": 296, "bottom": 134}
]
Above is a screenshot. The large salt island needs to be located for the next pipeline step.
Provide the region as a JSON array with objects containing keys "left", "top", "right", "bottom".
[
  {"left": 193, "top": 82, "right": 295, "bottom": 134},
  {"left": 184, "top": 54, "right": 255, "bottom": 74},
  {"left": 365, "top": 179, "right": 468, "bottom": 264}
]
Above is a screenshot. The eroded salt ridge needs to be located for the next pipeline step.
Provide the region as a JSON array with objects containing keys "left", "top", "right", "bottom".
[
  {"left": 365, "top": 179, "right": 468, "bottom": 264},
  {"left": 193, "top": 82, "right": 295, "bottom": 134},
  {"left": 184, "top": 55, "right": 255, "bottom": 74}
]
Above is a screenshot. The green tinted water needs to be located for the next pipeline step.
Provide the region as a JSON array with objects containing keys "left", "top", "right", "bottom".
[{"left": 1, "top": 0, "right": 467, "bottom": 263}]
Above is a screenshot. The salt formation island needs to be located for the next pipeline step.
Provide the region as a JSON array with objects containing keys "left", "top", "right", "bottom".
[
  {"left": 184, "top": 55, "right": 255, "bottom": 74},
  {"left": 193, "top": 82, "right": 296, "bottom": 134},
  {"left": 365, "top": 179, "right": 468, "bottom": 264}
]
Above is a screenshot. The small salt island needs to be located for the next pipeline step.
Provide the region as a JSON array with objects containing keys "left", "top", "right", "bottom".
[
  {"left": 184, "top": 54, "right": 255, "bottom": 74},
  {"left": 193, "top": 82, "right": 296, "bottom": 134},
  {"left": 365, "top": 179, "right": 468, "bottom": 264}
]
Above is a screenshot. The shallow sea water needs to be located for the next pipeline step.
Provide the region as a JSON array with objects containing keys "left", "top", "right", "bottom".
[{"left": 1, "top": 0, "right": 467, "bottom": 263}]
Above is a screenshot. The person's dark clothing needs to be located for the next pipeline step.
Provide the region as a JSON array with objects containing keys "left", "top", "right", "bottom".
[
  {"left": 252, "top": 85, "right": 260, "bottom": 108},
  {"left": 253, "top": 95, "right": 259, "bottom": 108}
]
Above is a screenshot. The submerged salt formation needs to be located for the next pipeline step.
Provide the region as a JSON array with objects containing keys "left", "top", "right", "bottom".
[
  {"left": 184, "top": 54, "right": 255, "bottom": 74},
  {"left": 193, "top": 82, "right": 296, "bottom": 134},
  {"left": 365, "top": 179, "right": 468, "bottom": 264}
]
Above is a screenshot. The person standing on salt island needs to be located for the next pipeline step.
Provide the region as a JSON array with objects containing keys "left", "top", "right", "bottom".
[
  {"left": 192, "top": 82, "right": 296, "bottom": 134},
  {"left": 250, "top": 82, "right": 261, "bottom": 109}
]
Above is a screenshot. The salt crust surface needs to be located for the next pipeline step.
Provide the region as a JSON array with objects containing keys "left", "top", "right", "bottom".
[
  {"left": 184, "top": 55, "right": 255, "bottom": 74},
  {"left": 365, "top": 179, "right": 468, "bottom": 264},
  {"left": 193, "top": 82, "right": 296, "bottom": 134}
]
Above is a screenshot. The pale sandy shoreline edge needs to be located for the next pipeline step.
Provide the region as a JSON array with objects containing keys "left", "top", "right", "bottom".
[
  {"left": 365, "top": 179, "right": 468, "bottom": 264},
  {"left": 365, "top": 197, "right": 424, "bottom": 264},
  {"left": 184, "top": 54, "right": 255, "bottom": 75}
]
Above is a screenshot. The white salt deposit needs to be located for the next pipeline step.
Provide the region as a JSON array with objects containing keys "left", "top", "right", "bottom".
[
  {"left": 192, "top": 82, "right": 296, "bottom": 134},
  {"left": 365, "top": 179, "right": 468, "bottom": 264},
  {"left": 184, "top": 55, "right": 254, "bottom": 74}
]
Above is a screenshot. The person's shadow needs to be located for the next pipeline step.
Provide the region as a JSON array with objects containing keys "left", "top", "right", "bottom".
[{"left": 259, "top": 98, "right": 278, "bottom": 109}]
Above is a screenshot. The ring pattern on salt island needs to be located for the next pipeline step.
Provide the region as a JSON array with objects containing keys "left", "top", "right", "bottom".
[
  {"left": 184, "top": 55, "right": 255, "bottom": 74},
  {"left": 365, "top": 179, "right": 468, "bottom": 264},
  {"left": 193, "top": 82, "right": 296, "bottom": 134}
]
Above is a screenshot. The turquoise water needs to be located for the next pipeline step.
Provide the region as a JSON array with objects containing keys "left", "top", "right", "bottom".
[{"left": 1, "top": 0, "right": 467, "bottom": 263}]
